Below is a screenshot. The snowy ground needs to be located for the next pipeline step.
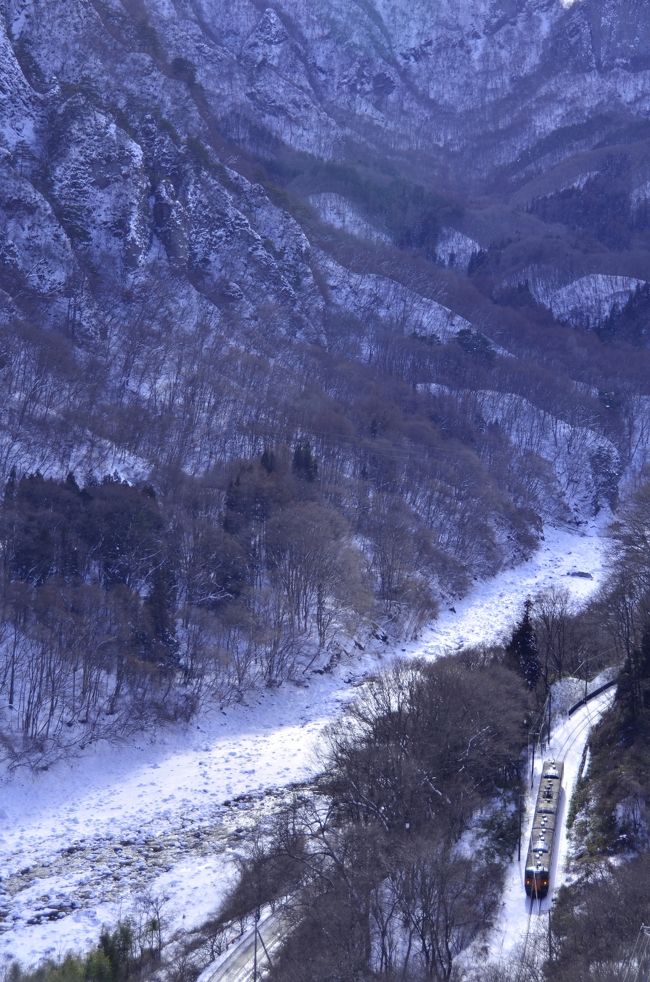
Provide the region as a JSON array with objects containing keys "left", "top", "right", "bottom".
[{"left": 0, "top": 518, "right": 608, "bottom": 969}]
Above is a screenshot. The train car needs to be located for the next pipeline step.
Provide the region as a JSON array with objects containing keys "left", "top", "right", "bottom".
[{"left": 524, "top": 760, "right": 564, "bottom": 900}]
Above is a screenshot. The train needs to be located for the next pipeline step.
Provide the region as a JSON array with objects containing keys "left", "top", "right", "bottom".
[{"left": 524, "top": 759, "right": 564, "bottom": 900}]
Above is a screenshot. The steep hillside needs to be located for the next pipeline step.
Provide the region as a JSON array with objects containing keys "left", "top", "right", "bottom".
[{"left": 2, "top": 0, "right": 650, "bottom": 758}]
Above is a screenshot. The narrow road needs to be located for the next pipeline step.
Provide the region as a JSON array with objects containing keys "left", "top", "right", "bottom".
[{"left": 205, "top": 912, "right": 288, "bottom": 982}]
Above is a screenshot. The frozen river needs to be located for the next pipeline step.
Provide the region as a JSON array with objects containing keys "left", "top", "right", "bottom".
[{"left": 0, "top": 518, "right": 608, "bottom": 968}]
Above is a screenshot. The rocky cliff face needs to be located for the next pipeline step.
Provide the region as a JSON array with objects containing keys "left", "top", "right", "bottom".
[
  {"left": 1, "top": 0, "right": 650, "bottom": 521},
  {"left": 2, "top": 0, "right": 649, "bottom": 305}
]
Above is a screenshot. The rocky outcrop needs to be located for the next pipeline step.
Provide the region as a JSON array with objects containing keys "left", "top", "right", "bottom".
[{"left": 1, "top": 0, "right": 649, "bottom": 513}]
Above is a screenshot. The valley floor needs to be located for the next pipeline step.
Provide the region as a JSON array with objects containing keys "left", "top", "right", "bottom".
[{"left": 0, "top": 518, "right": 607, "bottom": 969}]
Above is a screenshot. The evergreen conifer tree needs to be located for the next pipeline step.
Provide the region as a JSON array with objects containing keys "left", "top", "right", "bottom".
[
  {"left": 292, "top": 442, "right": 318, "bottom": 481},
  {"left": 506, "top": 598, "right": 541, "bottom": 690}
]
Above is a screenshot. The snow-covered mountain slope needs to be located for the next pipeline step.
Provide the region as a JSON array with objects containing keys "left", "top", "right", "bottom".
[
  {"left": 318, "top": 252, "right": 472, "bottom": 337},
  {"left": 452, "top": 386, "right": 620, "bottom": 508},
  {"left": 6, "top": 0, "right": 650, "bottom": 168},
  {"left": 0, "top": 2, "right": 649, "bottom": 639},
  {"left": 1, "top": 0, "right": 650, "bottom": 783},
  {"left": 2, "top": 2, "right": 650, "bottom": 971},
  {"left": 513, "top": 267, "right": 646, "bottom": 328},
  {"left": 435, "top": 227, "right": 483, "bottom": 269},
  {"left": 309, "top": 193, "right": 391, "bottom": 244},
  {"left": 2, "top": 0, "right": 649, "bottom": 345}
]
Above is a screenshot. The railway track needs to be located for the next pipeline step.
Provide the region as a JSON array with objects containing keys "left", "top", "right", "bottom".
[
  {"left": 519, "top": 893, "right": 546, "bottom": 974},
  {"left": 202, "top": 910, "right": 292, "bottom": 982},
  {"left": 519, "top": 905, "right": 534, "bottom": 975},
  {"left": 206, "top": 689, "right": 615, "bottom": 982},
  {"left": 516, "top": 687, "right": 614, "bottom": 977},
  {"left": 554, "top": 691, "right": 611, "bottom": 762}
]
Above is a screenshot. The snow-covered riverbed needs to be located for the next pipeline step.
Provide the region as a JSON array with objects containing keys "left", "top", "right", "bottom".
[{"left": 0, "top": 519, "right": 608, "bottom": 968}]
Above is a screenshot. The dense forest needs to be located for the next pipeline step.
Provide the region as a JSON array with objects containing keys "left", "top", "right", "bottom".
[
  {"left": 0, "top": 305, "right": 636, "bottom": 765},
  {"left": 2, "top": 279, "right": 650, "bottom": 764}
]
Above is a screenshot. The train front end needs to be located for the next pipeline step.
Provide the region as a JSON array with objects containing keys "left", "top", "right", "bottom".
[
  {"left": 524, "top": 865, "right": 550, "bottom": 899},
  {"left": 524, "top": 760, "right": 564, "bottom": 900}
]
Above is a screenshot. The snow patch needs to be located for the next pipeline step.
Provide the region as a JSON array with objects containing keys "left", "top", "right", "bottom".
[
  {"left": 318, "top": 252, "right": 471, "bottom": 338},
  {"left": 435, "top": 226, "right": 482, "bottom": 268},
  {"left": 631, "top": 180, "right": 650, "bottom": 212},
  {"left": 513, "top": 268, "right": 645, "bottom": 329},
  {"left": 309, "top": 193, "right": 391, "bottom": 244}
]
